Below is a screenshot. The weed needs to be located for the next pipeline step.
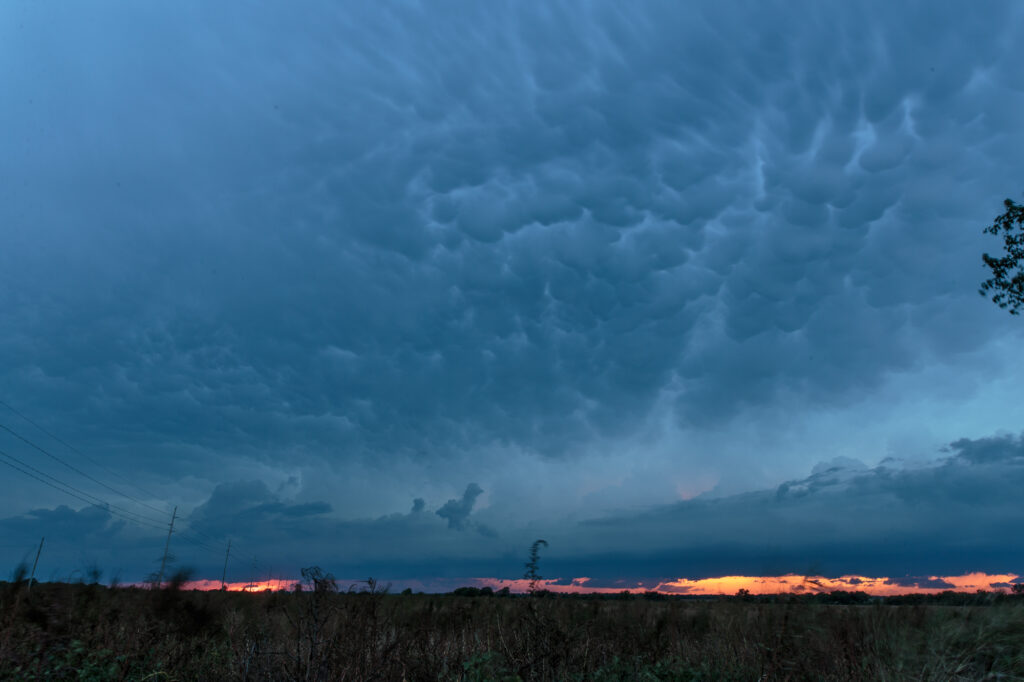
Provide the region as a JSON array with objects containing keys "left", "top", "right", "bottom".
[{"left": 523, "top": 539, "right": 547, "bottom": 595}]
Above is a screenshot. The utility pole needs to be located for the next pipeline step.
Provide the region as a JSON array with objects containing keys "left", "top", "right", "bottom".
[
  {"left": 221, "top": 539, "right": 231, "bottom": 590},
  {"left": 27, "top": 536, "right": 43, "bottom": 594},
  {"left": 157, "top": 506, "right": 177, "bottom": 588}
]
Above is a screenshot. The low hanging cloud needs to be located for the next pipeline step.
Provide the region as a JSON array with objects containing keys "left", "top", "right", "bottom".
[
  {"left": 885, "top": 576, "right": 955, "bottom": 590},
  {"left": 188, "top": 480, "right": 332, "bottom": 536},
  {"left": 2, "top": 433, "right": 1023, "bottom": 584},
  {"left": 436, "top": 483, "right": 483, "bottom": 531},
  {"left": 548, "top": 432, "right": 1024, "bottom": 580}
]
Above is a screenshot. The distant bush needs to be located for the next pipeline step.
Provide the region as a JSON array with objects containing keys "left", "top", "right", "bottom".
[{"left": 449, "top": 585, "right": 498, "bottom": 597}]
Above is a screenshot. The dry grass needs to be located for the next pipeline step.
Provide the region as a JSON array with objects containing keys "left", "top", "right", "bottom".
[{"left": 2, "top": 579, "right": 1024, "bottom": 680}]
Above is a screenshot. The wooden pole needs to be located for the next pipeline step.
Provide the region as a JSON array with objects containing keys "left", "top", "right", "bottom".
[
  {"left": 27, "top": 536, "right": 43, "bottom": 594},
  {"left": 221, "top": 539, "right": 231, "bottom": 590},
  {"left": 157, "top": 506, "right": 177, "bottom": 588}
]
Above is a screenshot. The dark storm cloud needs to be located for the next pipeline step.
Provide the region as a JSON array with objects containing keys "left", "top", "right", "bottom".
[
  {"left": 885, "top": 576, "right": 955, "bottom": 590},
  {"left": 189, "top": 480, "right": 332, "bottom": 536},
  {"left": 0, "top": 480, "right": 506, "bottom": 582},
  {"left": 1, "top": 0, "right": 1022, "bottom": 480},
  {"left": 550, "top": 433, "right": 1024, "bottom": 579},
  {"left": 0, "top": 505, "right": 163, "bottom": 582},
  {"left": 0, "top": 505, "right": 122, "bottom": 545},
  {"left": 2, "top": 1, "right": 1024, "bottom": 586},
  {"left": 945, "top": 433, "right": 1024, "bottom": 464},
  {"left": 5, "top": 433, "right": 1022, "bottom": 583},
  {"left": 436, "top": 483, "right": 483, "bottom": 531}
]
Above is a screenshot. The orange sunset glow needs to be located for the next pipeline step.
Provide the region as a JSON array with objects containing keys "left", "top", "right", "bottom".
[
  {"left": 183, "top": 579, "right": 298, "bottom": 592},
  {"left": 178, "top": 572, "right": 1021, "bottom": 596},
  {"left": 472, "top": 573, "right": 1021, "bottom": 596}
]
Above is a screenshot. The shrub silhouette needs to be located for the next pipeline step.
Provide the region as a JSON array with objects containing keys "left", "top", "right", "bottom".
[{"left": 523, "top": 539, "right": 548, "bottom": 594}]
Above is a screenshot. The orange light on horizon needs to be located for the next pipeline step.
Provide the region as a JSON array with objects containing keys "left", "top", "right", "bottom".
[
  {"left": 185, "top": 578, "right": 297, "bottom": 592},
  {"left": 648, "top": 573, "right": 1021, "bottom": 596},
  {"left": 471, "top": 572, "right": 1021, "bottom": 596},
  {"left": 174, "top": 572, "right": 1021, "bottom": 596}
]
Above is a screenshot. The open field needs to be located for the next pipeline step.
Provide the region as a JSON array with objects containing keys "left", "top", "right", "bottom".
[{"left": 3, "top": 579, "right": 1024, "bottom": 680}]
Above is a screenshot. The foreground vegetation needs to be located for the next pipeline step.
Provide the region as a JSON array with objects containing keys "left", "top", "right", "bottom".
[{"left": 3, "top": 577, "right": 1024, "bottom": 680}]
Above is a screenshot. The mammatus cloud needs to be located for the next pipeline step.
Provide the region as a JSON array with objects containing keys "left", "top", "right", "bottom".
[
  {"left": 0, "top": 2, "right": 1023, "bottom": 590},
  {"left": 1, "top": 2, "right": 1022, "bottom": 496}
]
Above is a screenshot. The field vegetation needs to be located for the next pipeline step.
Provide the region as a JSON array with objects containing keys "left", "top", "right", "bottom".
[{"left": 3, "top": 572, "right": 1024, "bottom": 680}]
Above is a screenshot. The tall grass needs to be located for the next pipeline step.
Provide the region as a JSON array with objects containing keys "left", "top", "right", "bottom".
[{"left": 2, "top": 579, "right": 1024, "bottom": 680}]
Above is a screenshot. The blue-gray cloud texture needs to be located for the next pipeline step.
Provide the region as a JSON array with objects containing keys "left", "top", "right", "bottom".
[
  {"left": 557, "top": 433, "right": 1024, "bottom": 579},
  {"left": 1, "top": 1, "right": 1023, "bottom": 580},
  {"left": 3, "top": 434, "right": 1023, "bottom": 583}
]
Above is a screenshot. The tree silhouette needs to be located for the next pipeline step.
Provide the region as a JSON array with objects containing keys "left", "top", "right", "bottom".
[{"left": 980, "top": 196, "right": 1024, "bottom": 314}]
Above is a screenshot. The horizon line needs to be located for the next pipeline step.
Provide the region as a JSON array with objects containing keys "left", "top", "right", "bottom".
[{"left": 103, "top": 571, "right": 1021, "bottom": 596}]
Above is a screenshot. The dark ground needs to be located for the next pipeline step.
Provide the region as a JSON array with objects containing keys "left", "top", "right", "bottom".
[{"left": 2, "top": 578, "right": 1024, "bottom": 680}]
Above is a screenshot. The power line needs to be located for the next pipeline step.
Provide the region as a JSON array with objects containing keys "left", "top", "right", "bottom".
[
  {"left": 0, "top": 421, "right": 170, "bottom": 521},
  {"left": 179, "top": 528, "right": 259, "bottom": 566},
  {"left": 0, "top": 449, "right": 231, "bottom": 563},
  {"left": 0, "top": 448, "right": 259, "bottom": 567},
  {"left": 0, "top": 398, "right": 165, "bottom": 504},
  {"left": 158, "top": 516, "right": 260, "bottom": 566},
  {"left": 0, "top": 400, "right": 260, "bottom": 558},
  {"left": 0, "top": 432, "right": 168, "bottom": 527},
  {"left": 0, "top": 452, "right": 98, "bottom": 509},
  {"left": 175, "top": 519, "right": 254, "bottom": 556},
  {"left": 0, "top": 403, "right": 264, "bottom": 569},
  {"left": 0, "top": 448, "right": 167, "bottom": 532},
  {"left": 173, "top": 529, "right": 224, "bottom": 556}
]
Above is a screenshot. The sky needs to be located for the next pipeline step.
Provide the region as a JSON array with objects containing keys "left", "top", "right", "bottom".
[{"left": 1, "top": 1, "right": 1024, "bottom": 591}]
